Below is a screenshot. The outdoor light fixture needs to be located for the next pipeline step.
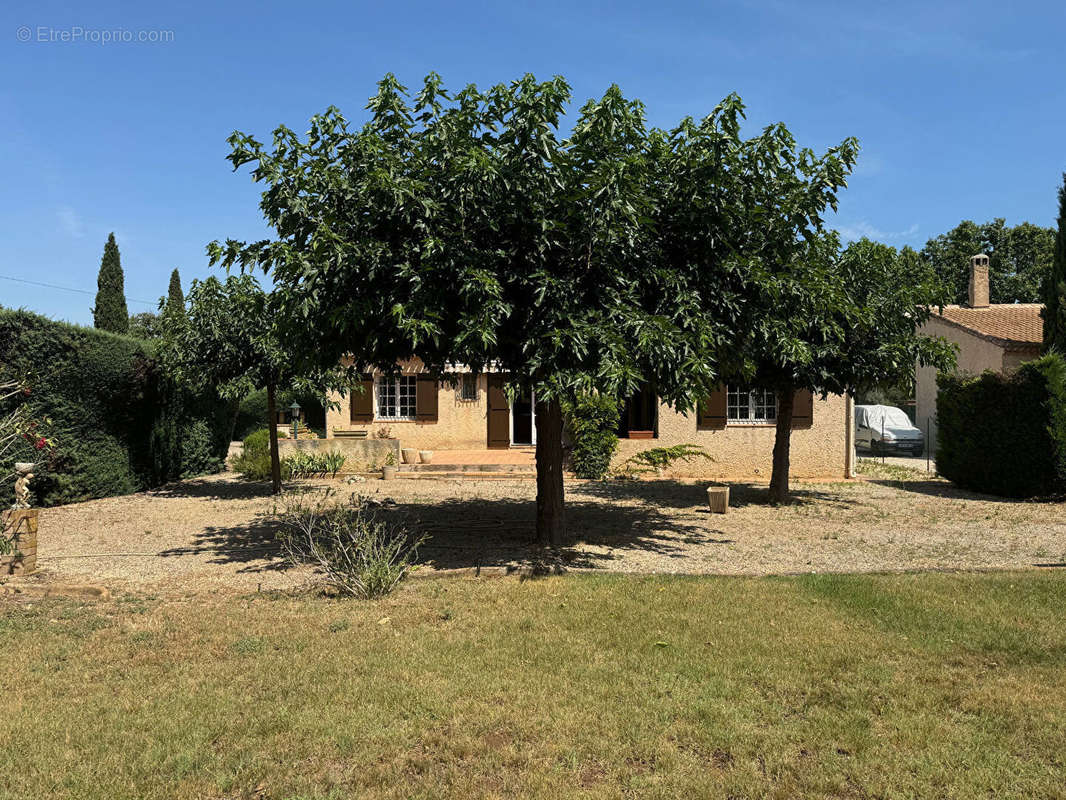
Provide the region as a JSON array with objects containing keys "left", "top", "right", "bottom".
[{"left": 289, "top": 401, "right": 301, "bottom": 438}]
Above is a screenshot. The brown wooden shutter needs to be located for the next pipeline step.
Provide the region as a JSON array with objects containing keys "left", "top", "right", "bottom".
[
  {"left": 486, "top": 374, "right": 511, "bottom": 448},
  {"left": 415, "top": 375, "right": 439, "bottom": 423},
  {"left": 697, "top": 386, "right": 727, "bottom": 429},
  {"left": 791, "top": 389, "right": 814, "bottom": 428},
  {"left": 350, "top": 378, "right": 374, "bottom": 423}
]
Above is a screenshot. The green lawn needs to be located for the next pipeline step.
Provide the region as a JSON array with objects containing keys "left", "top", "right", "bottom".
[{"left": 3, "top": 572, "right": 1066, "bottom": 799}]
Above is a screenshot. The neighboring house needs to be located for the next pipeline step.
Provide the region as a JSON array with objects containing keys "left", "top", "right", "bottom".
[
  {"left": 915, "top": 254, "right": 1044, "bottom": 442},
  {"left": 325, "top": 360, "right": 851, "bottom": 479}
]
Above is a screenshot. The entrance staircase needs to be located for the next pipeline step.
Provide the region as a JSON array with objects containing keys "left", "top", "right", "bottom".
[{"left": 396, "top": 448, "right": 537, "bottom": 479}]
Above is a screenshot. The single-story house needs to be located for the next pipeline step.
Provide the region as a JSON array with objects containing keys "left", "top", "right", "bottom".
[
  {"left": 325, "top": 361, "right": 853, "bottom": 479},
  {"left": 915, "top": 254, "right": 1044, "bottom": 441}
]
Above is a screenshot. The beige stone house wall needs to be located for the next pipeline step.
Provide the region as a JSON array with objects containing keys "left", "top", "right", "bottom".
[
  {"left": 326, "top": 371, "right": 489, "bottom": 451},
  {"left": 612, "top": 393, "right": 848, "bottom": 479},
  {"left": 327, "top": 364, "right": 849, "bottom": 478}
]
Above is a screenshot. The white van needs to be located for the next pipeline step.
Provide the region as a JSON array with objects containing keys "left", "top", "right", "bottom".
[{"left": 854, "top": 405, "right": 924, "bottom": 456}]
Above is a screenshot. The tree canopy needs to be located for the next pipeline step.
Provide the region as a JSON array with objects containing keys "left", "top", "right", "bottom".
[
  {"left": 208, "top": 72, "right": 946, "bottom": 538},
  {"left": 93, "top": 232, "right": 129, "bottom": 333},
  {"left": 160, "top": 273, "right": 336, "bottom": 493},
  {"left": 921, "top": 218, "right": 1055, "bottom": 305}
]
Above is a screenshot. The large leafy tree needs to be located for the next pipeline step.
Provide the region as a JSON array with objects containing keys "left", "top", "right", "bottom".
[
  {"left": 921, "top": 218, "right": 1054, "bottom": 304},
  {"left": 208, "top": 73, "right": 884, "bottom": 540},
  {"left": 93, "top": 232, "right": 129, "bottom": 333},
  {"left": 127, "top": 311, "right": 161, "bottom": 340},
  {"left": 161, "top": 274, "right": 334, "bottom": 494},
  {"left": 735, "top": 230, "right": 956, "bottom": 502},
  {"left": 1043, "top": 174, "right": 1066, "bottom": 353},
  {"left": 210, "top": 74, "right": 764, "bottom": 546}
]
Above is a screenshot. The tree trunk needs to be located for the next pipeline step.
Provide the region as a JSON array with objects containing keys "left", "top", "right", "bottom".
[
  {"left": 769, "top": 386, "right": 794, "bottom": 504},
  {"left": 534, "top": 397, "right": 566, "bottom": 548},
  {"left": 266, "top": 381, "right": 282, "bottom": 495}
]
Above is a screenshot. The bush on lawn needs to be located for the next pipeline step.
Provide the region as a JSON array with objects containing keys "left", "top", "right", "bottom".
[
  {"left": 277, "top": 491, "right": 427, "bottom": 598},
  {"left": 0, "top": 308, "right": 231, "bottom": 505},
  {"left": 562, "top": 392, "right": 620, "bottom": 479},
  {"left": 936, "top": 353, "right": 1066, "bottom": 497}
]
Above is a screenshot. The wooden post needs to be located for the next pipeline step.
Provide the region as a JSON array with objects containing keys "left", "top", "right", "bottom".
[
  {"left": 1, "top": 508, "right": 39, "bottom": 575},
  {"left": 706, "top": 486, "right": 729, "bottom": 514}
]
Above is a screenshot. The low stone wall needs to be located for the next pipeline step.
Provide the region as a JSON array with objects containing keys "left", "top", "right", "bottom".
[
  {"left": 2, "top": 509, "right": 38, "bottom": 575},
  {"left": 278, "top": 438, "right": 400, "bottom": 472}
]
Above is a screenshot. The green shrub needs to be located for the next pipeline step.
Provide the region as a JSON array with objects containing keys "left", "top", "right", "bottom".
[
  {"left": 277, "top": 491, "right": 427, "bottom": 598},
  {"left": 562, "top": 392, "right": 620, "bottom": 479},
  {"left": 230, "top": 429, "right": 282, "bottom": 481},
  {"left": 0, "top": 309, "right": 230, "bottom": 504},
  {"left": 233, "top": 388, "right": 326, "bottom": 440},
  {"left": 936, "top": 353, "right": 1066, "bottom": 497}
]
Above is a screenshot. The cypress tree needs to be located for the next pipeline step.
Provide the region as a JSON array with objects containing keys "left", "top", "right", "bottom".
[
  {"left": 167, "top": 268, "right": 184, "bottom": 311},
  {"left": 93, "top": 232, "right": 129, "bottom": 333},
  {"left": 1045, "top": 174, "right": 1066, "bottom": 353}
]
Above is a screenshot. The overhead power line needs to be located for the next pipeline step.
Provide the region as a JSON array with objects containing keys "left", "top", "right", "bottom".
[{"left": 0, "top": 274, "right": 157, "bottom": 307}]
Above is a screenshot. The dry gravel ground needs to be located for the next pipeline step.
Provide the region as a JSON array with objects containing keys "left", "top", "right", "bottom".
[{"left": 25, "top": 461, "right": 1066, "bottom": 596}]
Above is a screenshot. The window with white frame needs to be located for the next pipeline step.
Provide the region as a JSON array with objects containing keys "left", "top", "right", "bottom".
[
  {"left": 727, "top": 386, "right": 777, "bottom": 424},
  {"left": 377, "top": 375, "right": 417, "bottom": 420}
]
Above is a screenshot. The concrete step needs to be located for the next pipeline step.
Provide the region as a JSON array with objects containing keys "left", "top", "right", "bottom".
[{"left": 397, "top": 463, "right": 535, "bottom": 473}]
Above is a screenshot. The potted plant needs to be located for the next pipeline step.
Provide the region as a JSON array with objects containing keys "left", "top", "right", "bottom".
[{"left": 381, "top": 451, "right": 398, "bottom": 480}]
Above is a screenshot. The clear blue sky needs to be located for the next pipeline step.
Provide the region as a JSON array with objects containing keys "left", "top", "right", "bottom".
[{"left": 2, "top": 0, "right": 1064, "bottom": 325}]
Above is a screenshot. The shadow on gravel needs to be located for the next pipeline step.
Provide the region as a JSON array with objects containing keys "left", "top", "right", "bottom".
[
  {"left": 862, "top": 478, "right": 1047, "bottom": 504},
  {"left": 156, "top": 513, "right": 290, "bottom": 573},
  {"left": 570, "top": 479, "right": 851, "bottom": 511}
]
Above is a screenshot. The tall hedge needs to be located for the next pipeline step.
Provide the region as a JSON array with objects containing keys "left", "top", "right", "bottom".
[
  {"left": 936, "top": 354, "right": 1066, "bottom": 497},
  {"left": 0, "top": 309, "right": 231, "bottom": 505}
]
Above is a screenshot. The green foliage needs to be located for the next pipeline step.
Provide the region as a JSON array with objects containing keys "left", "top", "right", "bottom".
[
  {"left": 285, "top": 450, "right": 347, "bottom": 478},
  {"left": 921, "top": 218, "right": 1055, "bottom": 305},
  {"left": 230, "top": 429, "right": 281, "bottom": 481},
  {"left": 0, "top": 309, "right": 229, "bottom": 504},
  {"left": 127, "top": 312, "right": 161, "bottom": 340},
  {"left": 209, "top": 72, "right": 865, "bottom": 543},
  {"left": 233, "top": 387, "right": 326, "bottom": 440},
  {"left": 936, "top": 353, "right": 1066, "bottom": 497},
  {"left": 93, "top": 233, "right": 129, "bottom": 334},
  {"left": 167, "top": 269, "right": 184, "bottom": 312},
  {"left": 622, "top": 444, "right": 710, "bottom": 475},
  {"left": 277, "top": 492, "right": 427, "bottom": 598},
  {"left": 562, "top": 392, "right": 620, "bottom": 479},
  {"left": 1043, "top": 174, "right": 1066, "bottom": 353}
]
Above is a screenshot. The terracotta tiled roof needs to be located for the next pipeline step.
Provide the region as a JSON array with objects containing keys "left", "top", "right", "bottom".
[{"left": 931, "top": 304, "right": 1044, "bottom": 348}]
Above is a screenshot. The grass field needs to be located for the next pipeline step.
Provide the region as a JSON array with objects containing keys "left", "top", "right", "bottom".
[{"left": 3, "top": 571, "right": 1066, "bottom": 798}]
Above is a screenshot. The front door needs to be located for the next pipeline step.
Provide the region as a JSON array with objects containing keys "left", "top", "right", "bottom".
[
  {"left": 511, "top": 389, "right": 534, "bottom": 446},
  {"left": 487, "top": 374, "right": 511, "bottom": 449}
]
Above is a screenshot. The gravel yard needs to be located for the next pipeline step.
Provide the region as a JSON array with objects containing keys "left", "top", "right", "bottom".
[{"left": 24, "top": 464, "right": 1066, "bottom": 595}]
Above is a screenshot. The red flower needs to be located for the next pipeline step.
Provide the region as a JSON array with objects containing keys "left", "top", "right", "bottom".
[{"left": 35, "top": 437, "right": 47, "bottom": 450}]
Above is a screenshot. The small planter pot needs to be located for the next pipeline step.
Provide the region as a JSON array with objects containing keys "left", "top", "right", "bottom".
[
  {"left": 382, "top": 465, "right": 398, "bottom": 481},
  {"left": 1, "top": 508, "right": 38, "bottom": 576},
  {"left": 401, "top": 448, "right": 418, "bottom": 464},
  {"left": 419, "top": 450, "right": 433, "bottom": 464}
]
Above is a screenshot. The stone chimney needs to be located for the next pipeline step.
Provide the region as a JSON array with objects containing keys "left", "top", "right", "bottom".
[{"left": 968, "top": 254, "right": 990, "bottom": 308}]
